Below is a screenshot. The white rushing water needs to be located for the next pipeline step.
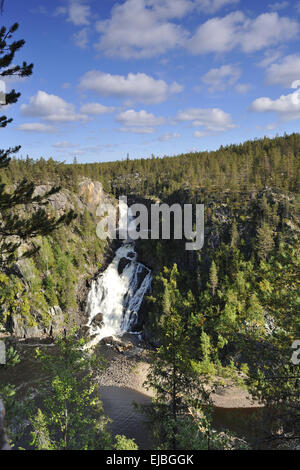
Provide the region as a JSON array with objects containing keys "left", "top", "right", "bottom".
[{"left": 85, "top": 206, "right": 152, "bottom": 346}]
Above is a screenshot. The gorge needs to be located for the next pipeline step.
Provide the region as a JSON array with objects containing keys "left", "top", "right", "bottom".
[{"left": 85, "top": 202, "right": 152, "bottom": 347}]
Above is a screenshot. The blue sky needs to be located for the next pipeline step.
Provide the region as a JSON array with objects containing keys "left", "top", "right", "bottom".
[{"left": 1, "top": 0, "right": 300, "bottom": 163}]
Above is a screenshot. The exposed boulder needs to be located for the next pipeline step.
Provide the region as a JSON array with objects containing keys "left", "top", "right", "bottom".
[{"left": 90, "top": 312, "right": 103, "bottom": 328}]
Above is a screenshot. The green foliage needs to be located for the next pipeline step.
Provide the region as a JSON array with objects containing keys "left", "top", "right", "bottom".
[
  {"left": 209, "top": 261, "right": 218, "bottom": 296},
  {"left": 114, "top": 434, "right": 138, "bottom": 450},
  {"left": 4, "top": 345, "right": 20, "bottom": 368},
  {"left": 143, "top": 265, "right": 234, "bottom": 450},
  {"left": 28, "top": 333, "right": 112, "bottom": 450},
  {"left": 0, "top": 19, "right": 76, "bottom": 336}
]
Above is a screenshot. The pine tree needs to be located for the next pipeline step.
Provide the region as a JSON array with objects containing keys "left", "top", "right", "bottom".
[
  {"left": 256, "top": 223, "right": 274, "bottom": 261},
  {"left": 209, "top": 260, "right": 218, "bottom": 296},
  {"left": 143, "top": 266, "right": 217, "bottom": 450},
  {"left": 230, "top": 220, "right": 239, "bottom": 248}
]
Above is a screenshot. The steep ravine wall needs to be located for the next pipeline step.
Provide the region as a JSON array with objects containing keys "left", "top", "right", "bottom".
[{"left": 2, "top": 178, "right": 116, "bottom": 341}]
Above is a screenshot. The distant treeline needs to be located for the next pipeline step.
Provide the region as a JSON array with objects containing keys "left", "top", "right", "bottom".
[{"left": 3, "top": 133, "right": 300, "bottom": 197}]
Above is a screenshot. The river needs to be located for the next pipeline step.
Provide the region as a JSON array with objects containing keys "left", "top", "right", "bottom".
[{"left": 99, "top": 385, "right": 265, "bottom": 450}]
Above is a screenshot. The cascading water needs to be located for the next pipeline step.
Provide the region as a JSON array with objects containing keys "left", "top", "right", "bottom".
[{"left": 85, "top": 205, "right": 152, "bottom": 346}]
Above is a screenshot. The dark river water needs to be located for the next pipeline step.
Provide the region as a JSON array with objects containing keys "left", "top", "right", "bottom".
[
  {"left": 100, "top": 386, "right": 153, "bottom": 449},
  {"left": 99, "top": 386, "right": 265, "bottom": 450}
]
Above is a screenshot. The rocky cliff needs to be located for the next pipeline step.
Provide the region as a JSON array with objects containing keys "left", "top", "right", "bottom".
[{"left": 1, "top": 178, "right": 115, "bottom": 341}]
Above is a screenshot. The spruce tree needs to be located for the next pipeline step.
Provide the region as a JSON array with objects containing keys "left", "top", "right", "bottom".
[
  {"left": 256, "top": 223, "right": 274, "bottom": 261},
  {"left": 144, "top": 265, "right": 221, "bottom": 450},
  {"left": 209, "top": 260, "right": 218, "bottom": 297}
]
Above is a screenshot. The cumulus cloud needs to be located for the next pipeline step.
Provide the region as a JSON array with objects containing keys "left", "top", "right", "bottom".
[
  {"left": 17, "top": 123, "right": 56, "bottom": 133},
  {"left": 54, "top": 0, "right": 91, "bottom": 26},
  {"left": 80, "top": 102, "right": 115, "bottom": 115},
  {"left": 116, "top": 109, "right": 165, "bottom": 127},
  {"left": 91, "top": 1, "right": 298, "bottom": 59},
  {"left": 188, "top": 12, "right": 298, "bottom": 54},
  {"left": 21, "top": 90, "right": 88, "bottom": 123},
  {"left": 95, "top": 0, "right": 187, "bottom": 58},
  {"left": 201, "top": 64, "right": 241, "bottom": 92},
  {"left": 265, "top": 54, "right": 300, "bottom": 87},
  {"left": 176, "top": 107, "right": 236, "bottom": 136},
  {"left": 249, "top": 87, "right": 300, "bottom": 121},
  {"left": 79, "top": 70, "right": 183, "bottom": 104}
]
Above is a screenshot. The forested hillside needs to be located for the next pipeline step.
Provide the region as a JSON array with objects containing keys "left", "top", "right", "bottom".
[
  {"left": 1, "top": 1, "right": 299, "bottom": 451},
  {"left": 3, "top": 132, "right": 300, "bottom": 195},
  {"left": 1, "top": 133, "right": 299, "bottom": 450}
]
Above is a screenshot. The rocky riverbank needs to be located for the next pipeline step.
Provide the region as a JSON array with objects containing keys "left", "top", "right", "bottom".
[{"left": 95, "top": 335, "right": 262, "bottom": 409}]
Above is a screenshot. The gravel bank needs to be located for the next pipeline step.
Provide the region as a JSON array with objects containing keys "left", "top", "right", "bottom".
[{"left": 96, "top": 338, "right": 262, "bottom": 408}]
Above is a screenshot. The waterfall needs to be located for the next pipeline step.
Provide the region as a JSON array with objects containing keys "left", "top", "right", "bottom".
[{"left": 85, "top": 204, "right": 152, "bottom": 346}]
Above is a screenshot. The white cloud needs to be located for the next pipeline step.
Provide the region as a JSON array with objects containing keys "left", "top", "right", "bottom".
[
  {"left": 265, "top": 54, "right": 300, "bottom": 87},
  {"left": 201, "top": 64, "right": 241, "bottom": 92},
  {"left": 176, "top": 107, "right": 236, "bottom": 135},
  {"left": 116, "top": 109, "right": 165, "bottom": 127},
  {"left": 266, "top": 123, "right": 278, "bottom": 130},
  {"left": 241, "top": 13, "right": 298, "bottom": 53},
  {"left": 53, "top": 141, "right": 78, "bottom": 149},
  {"left": 72, "top": 28, "right": 89, "bottom": 49},
  {"left": 17, "top": 123, "right": 56, "bottom": 133},
  {"left": 188, "top": 12, "right": 243, "bottom": 54},
  {"left": 79, "top": 70, "right": 183, "bottom": 104},
  {"left": 80, "top": 103, "right": 115, "bottom": 115},
  {"left": 235, "top": 83, "right": 252, "bottom": 94},
  {"left": 188, "top": 12, "right": 298, "bottom": 54},
  {"left": 95, "top": 0, "right": 187, "bottom": 58},
  {"left": 268, "top": 2, "right": 289, "bottom": 11},
  {"left": 195, "top": 0, "right": 240, "bottom": 14},
  {"left": 158, "top": 132, "right": 180, "bottom": 141},
  {"left": 257, "top": 48, "right": 283, "bottom": 68},
  {"left": 120, "top": 126, "right": 156, "bottom": 134},
  {"left": 54, "top": 0, "right": 91, "bottom": 26},
  {"left": 292, "top": 80, "right": 300, "bottom": 89},
  {"left": 249, "top": 88, "right": 300, "bottom": 121},
  {"left": 21, "top": 90, "right": 88, "bottom": 123}
]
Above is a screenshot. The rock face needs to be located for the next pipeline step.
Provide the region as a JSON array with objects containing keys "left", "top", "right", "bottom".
[
  {"left": 90, "top": 312, "right": 103, "bottom": 328},
  {"left": 33, "top": 185, "right": 84, "bottom": 215},
  {"left": 78, "top": 178, "right": 104, "bottom": 210},
  {"left": 4, "top": 177, "right": 116, "bottom": 341},
  {"left": 9, "top": 306, "right": 67, "bottom": 339}
]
